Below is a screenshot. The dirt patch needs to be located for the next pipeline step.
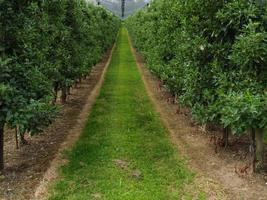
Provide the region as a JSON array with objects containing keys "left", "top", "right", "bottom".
[
  {"left": 113, "top": 159, "right": 143, "bottom": 181},
  {"left": 0, "top": 47, "right": 114, "bottom": 200},
  {"left": 130, "top": 40, "right": 267, "bottom": 200},
  {"left": 130, "top": 169, "right": 143, "bottom": 180},
  {"left": 91, "top": 193, "right": 103, "bottom": 199},
  {"left": 113, "top": 159, "right": 129, "bottom": 170}
]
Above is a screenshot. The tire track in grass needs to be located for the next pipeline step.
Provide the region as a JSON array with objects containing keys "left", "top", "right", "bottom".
[{"left": 48, "top": 28, "right": 201, "bottom": 200}]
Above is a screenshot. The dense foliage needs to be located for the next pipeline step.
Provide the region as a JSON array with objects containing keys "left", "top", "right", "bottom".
[
  {"left": 0, "top": 0, "right": 120, "bottom": 170},
  {"left": 127, "top": 0, "right": 267, "bottom": 169}
]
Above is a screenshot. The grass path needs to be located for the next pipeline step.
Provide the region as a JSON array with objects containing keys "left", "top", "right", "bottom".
[{"left": 48, "top": 28, "right": 198, "bottom": 200}]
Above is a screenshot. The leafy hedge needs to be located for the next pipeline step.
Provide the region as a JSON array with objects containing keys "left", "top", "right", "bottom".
[
  {"left": 127, "top": 0, "right": 267, "bottom": 169},
  {"left": 0, "top": 0, "right": 120, "bottom": 170}
]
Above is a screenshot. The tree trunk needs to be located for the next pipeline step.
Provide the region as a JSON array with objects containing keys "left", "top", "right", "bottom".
[
  {"left": 223, "top": 127, "right": 229, "bottom": 148},
  {"left": 67, "top": 86, "right": 71, "bottom": 95},
  {"left": 174, "top": 94, "right": 179, "bottom": 104},
  {"left": 15, "top": 127, "right": 19, "bottom": 149},
  {"left": 0, "top": 122, "right": 4, "bottom": 172},
  {"left": 74, "top": 81, "right": 78, "bottom": 88},
  {"left": 19, "top": 131, "right": 28, "bottom": 145},
  {"left": 52, "top": 83, "right": 59, "bottom": 105},
  {"left": 251, "top": 129, "right": 256, "bottom": 172},
  {"left": 61, "top": 87, "right": 67, "bottom": 104},
  {"left": 255, "top": 128, "right": 264, "bottom": 171}
]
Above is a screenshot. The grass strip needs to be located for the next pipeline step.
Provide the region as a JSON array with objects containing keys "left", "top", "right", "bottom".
[{"left": 49, "top": 28, "right": 196, "bottom": 200}]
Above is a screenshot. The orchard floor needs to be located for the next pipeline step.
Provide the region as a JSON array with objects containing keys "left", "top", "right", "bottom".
[
  {"left": 2, "top": 28, "right": 267, "bottom": 200},
  {"left": 46, "top": 28, "right": 200, "bottom": 200}
]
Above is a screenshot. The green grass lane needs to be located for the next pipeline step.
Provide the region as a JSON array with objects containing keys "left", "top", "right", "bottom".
[{"left": 48, "top": 28, "right": 196, "bottom": 200}]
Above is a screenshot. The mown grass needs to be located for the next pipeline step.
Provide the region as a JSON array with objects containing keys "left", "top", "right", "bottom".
[{"left": 48, "top": 28, "right": 196, "bottom": 200}]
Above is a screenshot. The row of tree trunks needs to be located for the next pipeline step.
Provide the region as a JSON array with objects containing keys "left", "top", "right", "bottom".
[
  {"left": 0, "top": 75, "right": 88, "bottom": 171},
  {"left": 221, "top": 127, "right": 265, "bottom": 172},
  {"left": 54, "top": 77, "right": 87, "bottom": 104}
]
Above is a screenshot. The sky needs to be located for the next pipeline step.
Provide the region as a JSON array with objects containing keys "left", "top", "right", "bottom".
[{"left": 88, "top": 0, "right": 151, "bottom": 18}]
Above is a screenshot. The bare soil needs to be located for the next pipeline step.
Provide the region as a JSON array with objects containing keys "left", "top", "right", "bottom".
[
  {"left": 0, "top": 48, "right": 113, "bottom": 200},
  {"left": 131, "top": 44, "right": 267, "bottom": 200}
]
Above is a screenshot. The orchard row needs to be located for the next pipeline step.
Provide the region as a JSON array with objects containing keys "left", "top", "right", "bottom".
[
  {"left": 0, "top": 0, "right": 120, "bottom": 171},
  {"left": 127, "top": 0, "right": 267, "bottom": 171}
]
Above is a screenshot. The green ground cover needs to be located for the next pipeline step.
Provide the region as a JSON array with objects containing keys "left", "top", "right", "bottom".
[{"left": 48, "top": 28, "right": 199, "bottom": 200}]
